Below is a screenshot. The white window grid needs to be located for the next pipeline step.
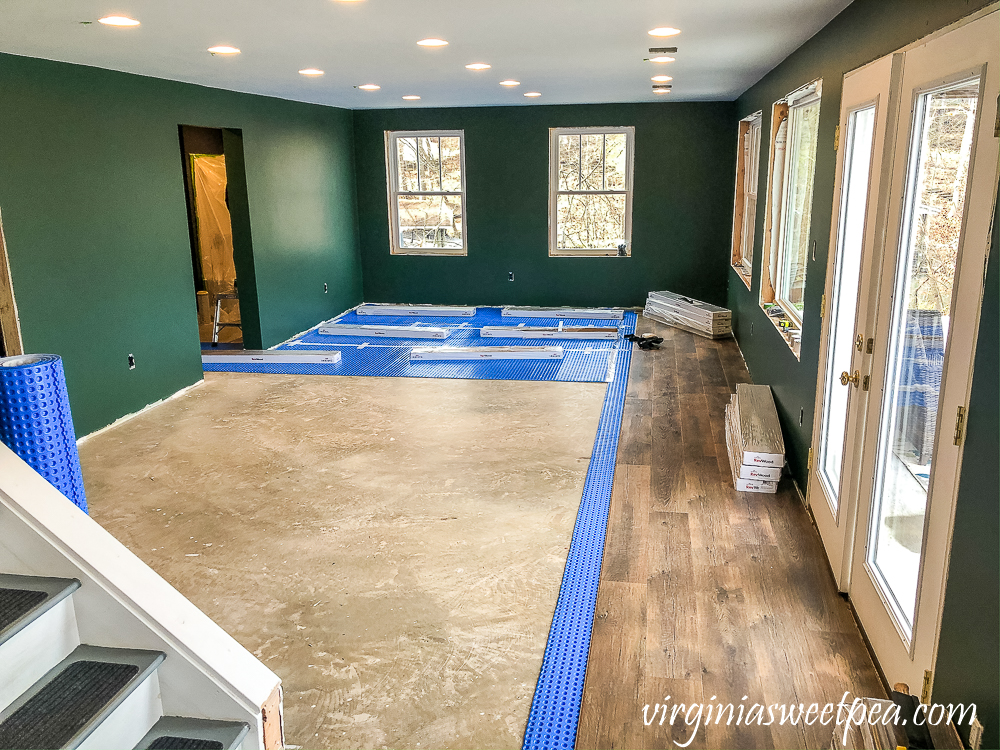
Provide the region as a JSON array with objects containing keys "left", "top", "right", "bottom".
[
  {"left": 385, "top": 130, "right": 467, "bottom": 256},
  {"left": 773, "top": 81, "right": 822, "bottom": 328},
  {"left": 548, "top": 126, "right": 635, "bottom": 257}
]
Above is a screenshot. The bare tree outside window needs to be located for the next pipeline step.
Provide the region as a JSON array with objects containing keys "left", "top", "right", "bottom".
[
  {"left": 386, "top": 131, "right": 466, "bottom": 255},
  {"left": 549, "top": 127, "right": 634, "bottom": 256}
]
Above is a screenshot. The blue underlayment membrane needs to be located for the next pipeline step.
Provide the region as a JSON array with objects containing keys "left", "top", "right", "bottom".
[
  {"left": 202, "top": 307, "right": 626, "bottom": 383},
  {"left": 204, "top": 305, "right": 636, "bottom": 747},
  {"left": 522, "top": 312, "right": 634, "bottom": 750}
]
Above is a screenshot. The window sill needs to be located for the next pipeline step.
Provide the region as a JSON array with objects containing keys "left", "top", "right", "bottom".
[
  {"left": 391, "top": 249, "right": 467, "bottom": 257},
  {"left": 731, "top": 264, "right": 752, "bottom": 290},
  {"left": 549, "top": 250, "right": 631, "bottom": 258},
  {"left": 760, "top": 303, "right": 802, "bottom": 360}
]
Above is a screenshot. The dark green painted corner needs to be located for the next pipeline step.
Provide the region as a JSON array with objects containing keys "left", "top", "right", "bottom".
[
  {"left": 353, "top": 102, "right": 737, "bottom": 309},
  {"left": 0, "top": 54, "right": 363, "bottom": 435}
]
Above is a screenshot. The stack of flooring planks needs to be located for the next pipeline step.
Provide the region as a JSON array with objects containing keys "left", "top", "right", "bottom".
[
  {"left": 644, "top": 290, "right": 732, "bottom": 338},
  {"left": 724, "top": 383, "right": 784, "bottom": 493}
]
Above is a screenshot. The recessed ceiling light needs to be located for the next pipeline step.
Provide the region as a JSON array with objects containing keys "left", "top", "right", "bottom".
[
  {"left": 524, "top": 92, "right": 541, "bottom": 97},
  {"left": 299, "top": 68, "right": 324, "bottom": 76},
  {"left": 648, "top": 27, "right": 681, "bottom": 37},
  {"left": 98, "top": 15, "right": 140, "bottom": 26},
  {"left": 402, "top": 95, "right": 421, "bottom": 100},
  {"left": 357, "top": 83, "right": 381, "bottom": 90},
  {"left": 651, "top": 75, "right": 673, "bottom": 82},
  {"left": 417, "top": 38, "right": 448, "bottom": 47},
  {"left": 499, "top": 80, "right": 520, "bottom": 87},
  {"left": 647, "top": 56, "right": 675, "bottom": 63},
  {"left": 208, "top": 46, "right": 240, "bottom": 55},
  {"left": 465, "top": 63, "right": 491, "bottom": 70}
]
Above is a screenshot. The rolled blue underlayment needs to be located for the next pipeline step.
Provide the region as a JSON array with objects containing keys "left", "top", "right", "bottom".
[{"left": 0, "top": 354, "right": 87, "bottom": 513}]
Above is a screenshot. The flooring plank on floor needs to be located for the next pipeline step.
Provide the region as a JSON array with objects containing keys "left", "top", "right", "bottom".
[{"left": 577, "top": 316, "right": 885, "bottom": 750}]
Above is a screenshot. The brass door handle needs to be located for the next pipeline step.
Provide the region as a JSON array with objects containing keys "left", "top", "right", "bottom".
[{"left": 840, "top": 370, "right": 860, "bottom": 388}]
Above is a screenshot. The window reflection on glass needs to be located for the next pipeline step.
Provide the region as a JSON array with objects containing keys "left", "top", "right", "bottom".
[
  {"left": 868, "top": 77, "right": 980, "bottom": 636},
  {"left": 778, "top": 98, "right": 821, "bottom": 314},
  {"left": 819, "top": 106, "right": 875, "bottom": 511}
]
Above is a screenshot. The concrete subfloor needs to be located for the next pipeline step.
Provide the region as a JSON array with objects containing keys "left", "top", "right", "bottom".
[{"left": 80, "top": 373, "right": 607, "bottom": 749}]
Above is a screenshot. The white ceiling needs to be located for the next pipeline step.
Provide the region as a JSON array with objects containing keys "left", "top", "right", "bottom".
[{"left": 0, "top": 0, "right": 853, "bottom": 109}]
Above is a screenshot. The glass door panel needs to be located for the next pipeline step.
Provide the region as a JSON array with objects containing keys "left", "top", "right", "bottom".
[
  {"left": 818, "top": 105, "right": 876, "bottom": 511},
  {"left": 866, "top": 76, "right": 980, "bottom": 637}
]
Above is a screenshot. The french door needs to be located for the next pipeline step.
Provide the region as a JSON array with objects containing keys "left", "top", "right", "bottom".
[
  {"left": 808, "top": 52, "right": 898, "bottom": 589},
  {"left": 810, "top": 10, "right": 998, "bottom": 691}
]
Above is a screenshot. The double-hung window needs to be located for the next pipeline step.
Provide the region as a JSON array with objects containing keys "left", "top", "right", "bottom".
[
  {"left": 386, "top": 131, "right": 467, "bottom": 255},
  {"left": 761, "top": 80, "right": 822, "bottom": 345},
  {"left": 549, "top": 127, "right": 634, "bottom": 256},
  {"left": 731, "top": 112, "right": 762, "bottom": 285}
]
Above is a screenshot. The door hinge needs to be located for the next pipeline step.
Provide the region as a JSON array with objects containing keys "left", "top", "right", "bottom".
[
  {"left": 808, "top": 448, "right": 814, "bottom": 471},
  {"left": 834, "top": 124, "right": 840, "bottom": 151},
  {"left": 921, "top": 670, "right": 933, "bottom": 704},
  {"left": 820, "top": 293, "right": 826, "bottom": 319},
  {"left": 994, "top": 94, "right": 999, "bottom": 137},
  {"left": 954, "top": 405, "right": 967, "bottom": 445},
  {"left": 862, "top": 374, "right": 870, "bottom": 391}
]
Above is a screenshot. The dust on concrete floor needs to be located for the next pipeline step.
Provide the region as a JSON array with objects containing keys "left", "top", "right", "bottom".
[{"left": 79, "top": 373, "right": 608, "bottom": 749}]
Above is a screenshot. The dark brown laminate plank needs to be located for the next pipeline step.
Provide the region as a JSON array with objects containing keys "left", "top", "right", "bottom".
[
  {"left": 601, "top": 465, "right": 651, "bottom": 584},
  {"left": 577, "top": 318, "right": 885, "bottom": 750},
  {"left": 618, "top": 397, "right": 653, "bottom": 466},
  {"left": 576, "top": 581, "right": 647, "bottom": 750}
]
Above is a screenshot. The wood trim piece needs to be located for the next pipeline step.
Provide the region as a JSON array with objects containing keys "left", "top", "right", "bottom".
[
  {"left": 261, "top": 684, "right": 284, "bottom": 750},
  {"left": 731, "top": 121, "right": 750, "bottom": 267},
  {"left": 760, "top": 102, "right": 789, "bottom": 304},
  {"left": 0, "top": 211, "right": 23, "bottom": 357}
]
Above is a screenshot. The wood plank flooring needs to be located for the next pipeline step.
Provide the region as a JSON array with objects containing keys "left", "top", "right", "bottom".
[{"left": 576, "top": 316, "right": 885, "bottom": 750}]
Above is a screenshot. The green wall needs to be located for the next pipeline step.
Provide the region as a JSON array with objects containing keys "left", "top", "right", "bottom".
[
  {"left": 353, "top": 102, "right": 736, "bottom": 308},
  {"left": 0, "top": 54, "right": 362, "bottom": 436},
  {"left": 727, "top": 1, "right": 997, "bottom": 745},
  {"left": 933, "top": 182, "right": 998, "bottom": 750}
]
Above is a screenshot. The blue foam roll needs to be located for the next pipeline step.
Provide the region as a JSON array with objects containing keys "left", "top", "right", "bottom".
[{"left": 0, "top": 354, "right": 87, "bottom": 513}]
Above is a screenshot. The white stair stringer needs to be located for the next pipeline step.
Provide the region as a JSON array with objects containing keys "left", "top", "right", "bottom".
[{"left": 0, "top": 441, "right": 281, "bottom": 750}]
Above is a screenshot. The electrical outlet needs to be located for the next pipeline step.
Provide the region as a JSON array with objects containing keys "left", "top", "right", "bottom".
[
  {"left": 323, "top": 282, "right": 328, "bottom": 293},
  {"left": 128, "top": 353, "right": 136, "bottom": 370},
  {"left": 969, "top": 718, "right": 984, "bottom": 749},
  {"left": 508, "top": 271, "right": 514, "bottom": 282}
]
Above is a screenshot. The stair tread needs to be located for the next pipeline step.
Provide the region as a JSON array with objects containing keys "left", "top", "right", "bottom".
[
  {"left": 0, "top": 574, "right": 80, "bottom": 647},
  {"left": 134, "top": 717, "right": 250, "bottom": 750},
  {"left": 0, "top": 644, "right": 165, "bottom": 750}
]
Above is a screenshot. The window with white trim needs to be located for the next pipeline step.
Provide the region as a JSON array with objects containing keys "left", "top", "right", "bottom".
[
  {"left": 760, "top": 80, "right": 822, "bottom": 353},
  {"left": 549, "top": 127, "right": 634, "bottom": 256},
  {"left": 385, "top": 131, "right": 466, "bottom": 255},
  {"left": 731, "top": 112, "right": 762, "bottom": 285}
]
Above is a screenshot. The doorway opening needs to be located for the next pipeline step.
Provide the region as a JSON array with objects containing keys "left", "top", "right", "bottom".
[
  {"left": 0, "top": 210, "right": 23, "bottom": 358},
  {"left": 179, "top": 125, "right": 244, "bottom": 350}
]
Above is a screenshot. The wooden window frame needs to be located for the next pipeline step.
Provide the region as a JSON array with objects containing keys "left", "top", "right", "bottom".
[
  {"left": 731, "top": 112, "right": 763, "bottom": 287},
  {"left": 548, "top": 126, "right": 635, "bottom": 257},
  {"left": 385, "top": 130, "right": 468, "bottom": 256},
  {"left": 760, "top": 80, "right": 823, "bottom": 356}
]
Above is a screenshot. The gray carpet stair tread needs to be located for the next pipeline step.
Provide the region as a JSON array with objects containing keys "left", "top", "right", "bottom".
[
  {"left": 0, "top": 574, "right": 80, "bottom": 646},
  {"left": 148, "top": 737, "right": 223, "bottom": 750},
  {"left": 134, "top": 717, "right": 250, "bottom": 750},
  {"left": 0, "top": 644, "right": 165, "bottom": 750}
]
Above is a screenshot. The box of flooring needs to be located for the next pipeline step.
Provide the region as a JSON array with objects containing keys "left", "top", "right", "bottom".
[
  {"left": 644, "top": 290, "right": 733, "bottom": 339},
  {"left": 724, "top": 384, "right": 785, "bottom": 494}
]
